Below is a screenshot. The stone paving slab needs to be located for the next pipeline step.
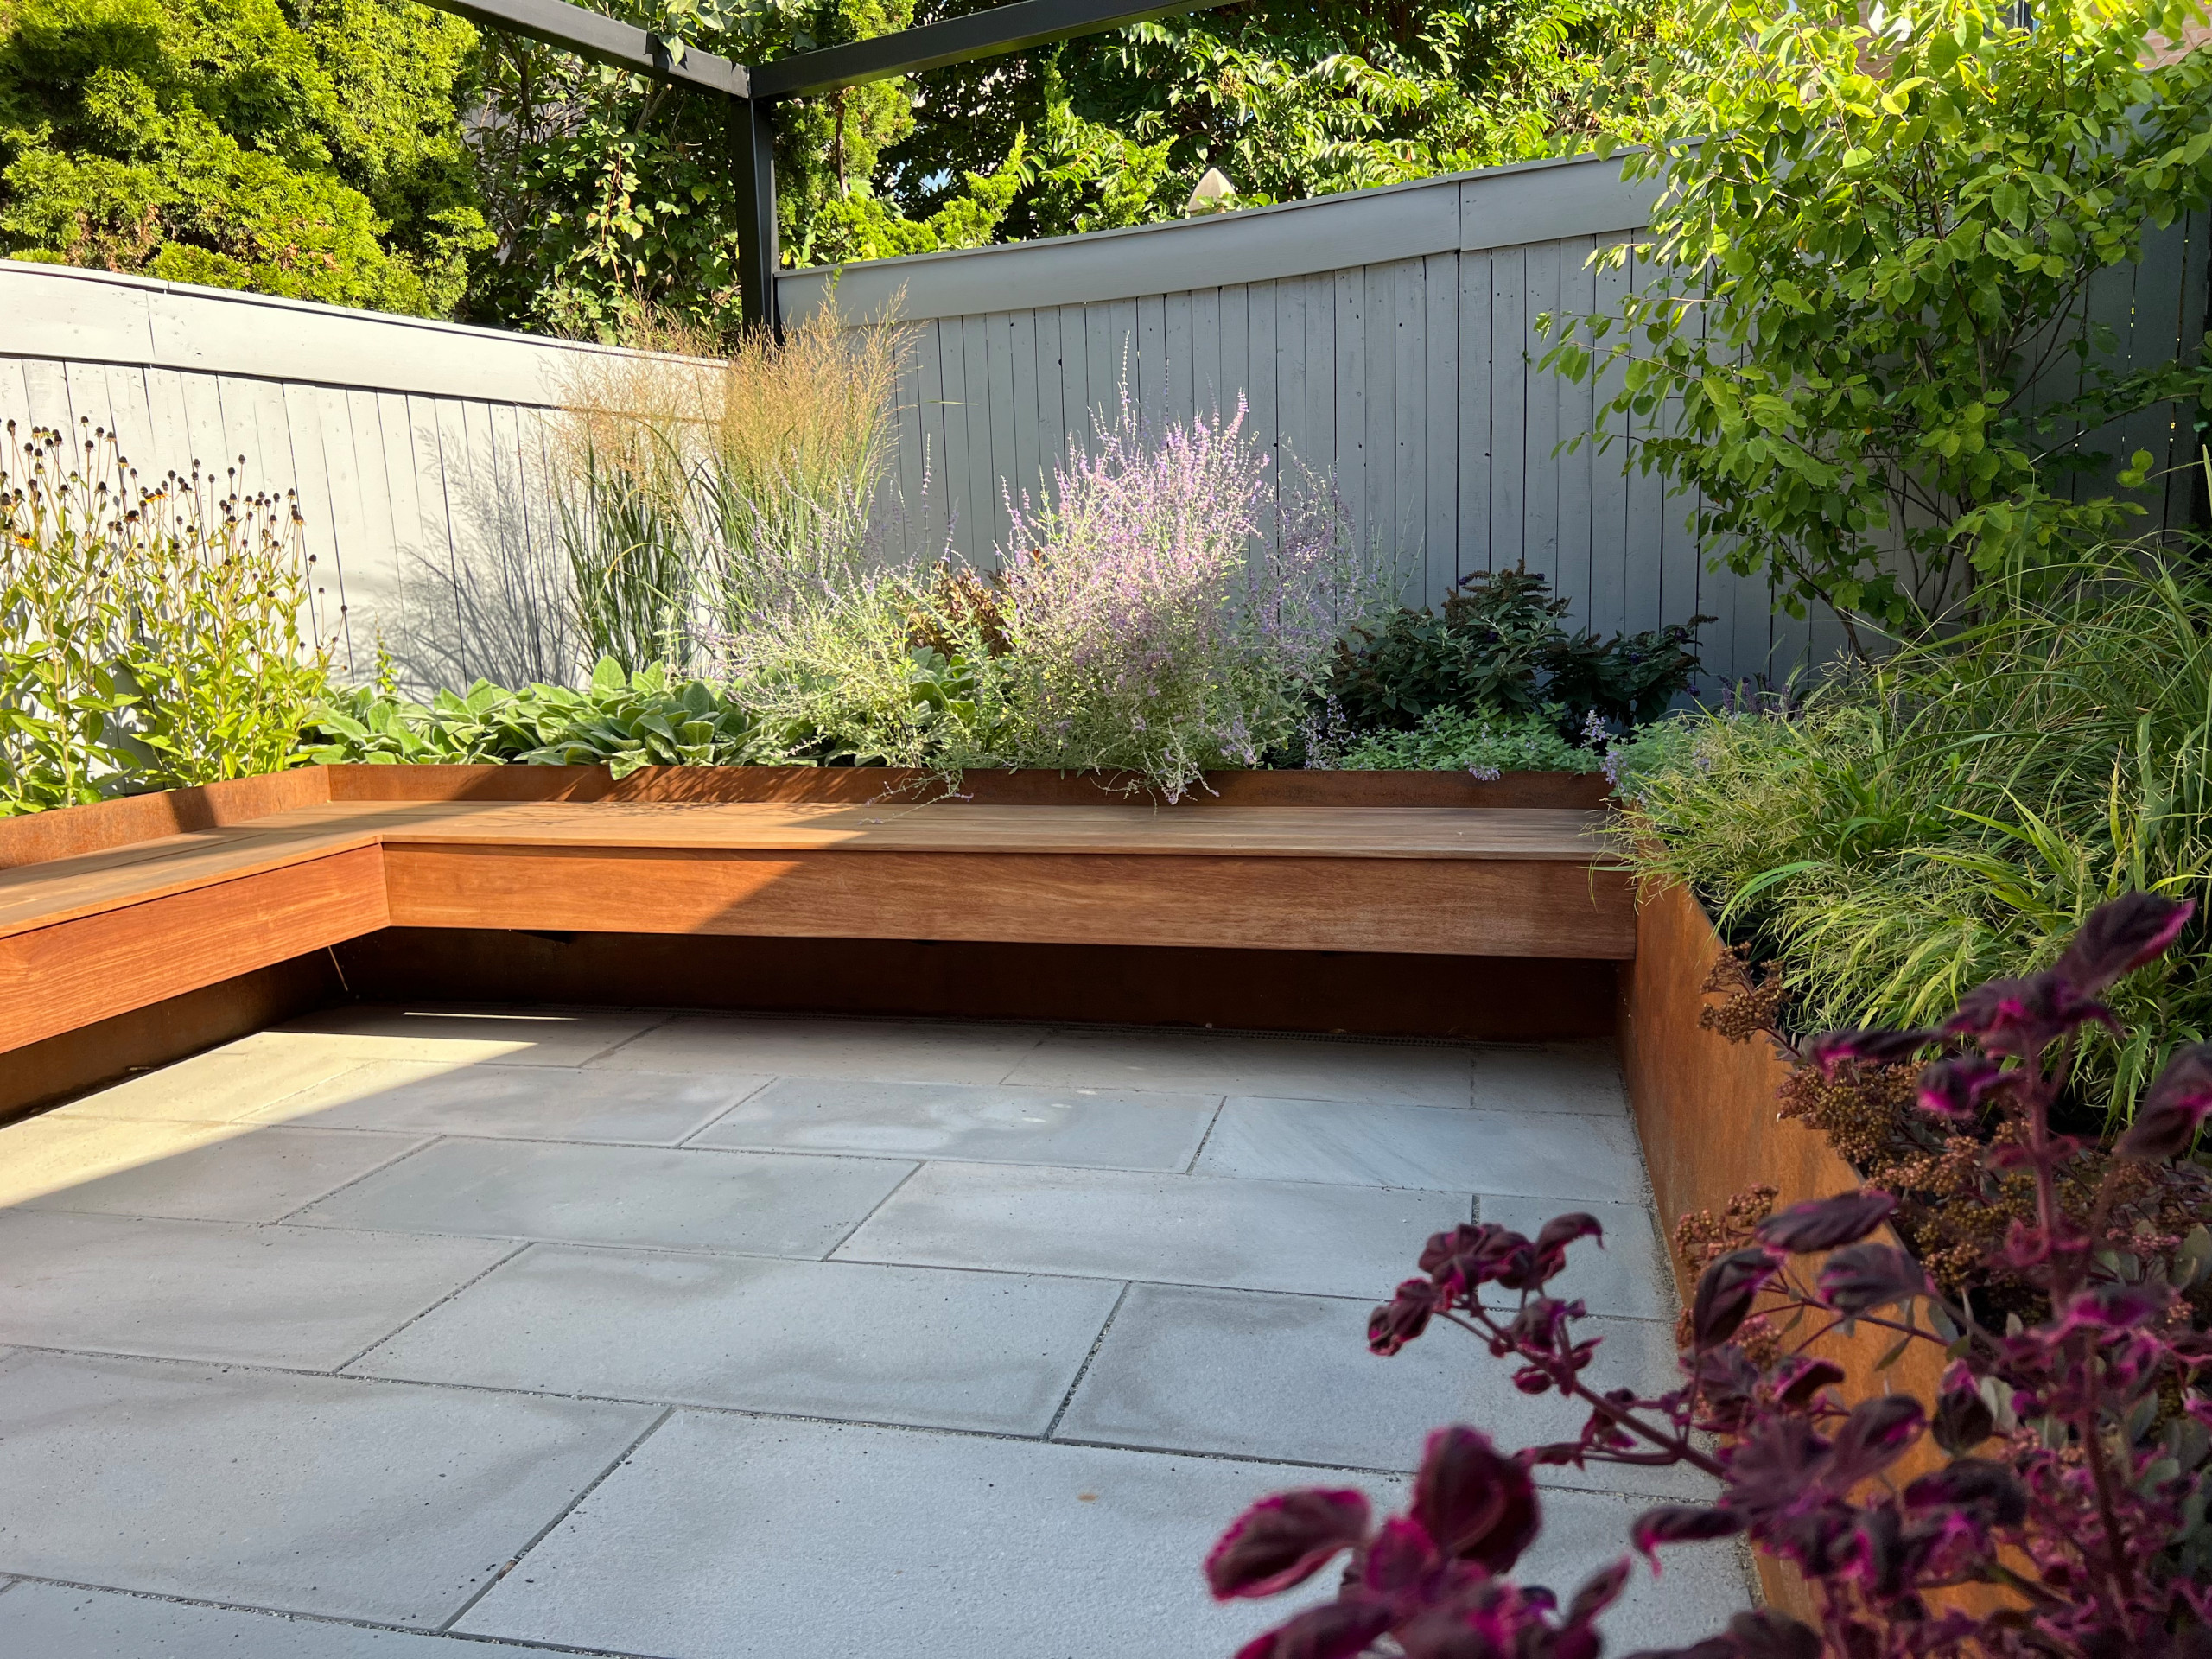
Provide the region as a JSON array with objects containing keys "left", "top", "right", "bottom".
[
  {"left": 594, "top": 1014, "right": 1050, "bottom": 1084},
  {"left": 1469, "top": 1042, "right": 1632, "bottom": 1115},
  {"left": 290, "top": 1138, "right": 917, "bottom": 1255},
  {"left": 255, "top": 1061, "right": 771, "bottom": 1147},
  {"left": 50, "top": 1046, "right": 368, "bottom": 1125},
  {"left": 1001, "top": 1028, "right": 1473, "bottom": 1106},
  {"left": 264, "top": 1007, "right": 668, "bottom": 1068},
  {"left": 1478, "top": 1193, "right": 1671, "bottom": 1320},
  {"left": 0, "top": 1211, "right": 513, "bottom": 1370},
  {"left": 0, "top": 1116, "right": 243, "bottom": 1211},
  {"left": 1053, "top": 1282, "right": 1713, "bottom": 1499},
  {"left": 0, "top": 1351, "right": 659, "bottom": 1628},
  {"left": 0, "top": 1583, "right": 601, "bottom": 1659},
  {"left": 17, "top": 1125, "right": 431, "bottom": 1224},
  {"left": 350, "top": 1247, "right": 1124, "bottom": 1435},
  {"left": 454, "top": 1411, "right": 1745, "bottom": 1659},
  {"left": 686, "top": 1077, "right": 1221, "bottom": 1170},
  {"left": 1192, "top": 1098, "right": 1647, "bottom": 1199},
  {"left": 834, "top": 1161, "right": 1468, "bottom": 1296}
]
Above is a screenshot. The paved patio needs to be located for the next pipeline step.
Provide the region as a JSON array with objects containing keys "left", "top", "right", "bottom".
[{"left": 0, "top": 1006, "right": 1749, "bottom": 1656}]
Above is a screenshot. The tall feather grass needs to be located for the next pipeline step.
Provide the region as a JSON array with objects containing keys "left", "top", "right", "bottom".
[
  {"left": 1621, "top": 551, "right": 2212, "bottom": 1123},
  {"left": 551, "top": 307, "right": 907, "bottom": 674}
]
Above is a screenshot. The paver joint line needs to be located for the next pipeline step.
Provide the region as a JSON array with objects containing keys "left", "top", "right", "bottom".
[{"left": 436, "top": 1406, "right": 678, "bottom": 1637}]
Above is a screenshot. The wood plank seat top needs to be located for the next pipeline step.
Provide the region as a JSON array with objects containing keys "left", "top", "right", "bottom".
[{"left": 0, "top": 767, "right": 1634, "bottom": 1057}]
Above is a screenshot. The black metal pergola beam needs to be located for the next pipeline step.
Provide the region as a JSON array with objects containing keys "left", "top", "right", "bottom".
[
  {"left": 436, "top": 0, "right": 750, "bottom": 96},
  {"left": 752, "top": 0, "right": 1227, "bottom": 98},
  {"left": 431, "top": 0, "right": 1238, "bottom": 329}
]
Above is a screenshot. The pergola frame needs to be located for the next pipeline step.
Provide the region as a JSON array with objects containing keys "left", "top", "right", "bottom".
[{"left": 430, "top": 0, "right": 1241, "bottom": 330}]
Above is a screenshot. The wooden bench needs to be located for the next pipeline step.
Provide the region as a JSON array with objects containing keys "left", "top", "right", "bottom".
[{"left": 0, "top": 766, "right": 1630, "bottom": 1060}]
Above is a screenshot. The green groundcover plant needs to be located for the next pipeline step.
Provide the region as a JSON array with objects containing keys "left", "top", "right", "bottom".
[{"left": 1618, "top": 552, "right": 2212, "bottom": 1126}]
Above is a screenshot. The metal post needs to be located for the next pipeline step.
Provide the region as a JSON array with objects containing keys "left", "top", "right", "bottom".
[{"left": 730, "top": 95, "right": 781, "bottom": 336}]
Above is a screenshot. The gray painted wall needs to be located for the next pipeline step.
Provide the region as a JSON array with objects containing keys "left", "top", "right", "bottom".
[{"left": 3, "top": 149, "right": 2203, "bottom": 696}]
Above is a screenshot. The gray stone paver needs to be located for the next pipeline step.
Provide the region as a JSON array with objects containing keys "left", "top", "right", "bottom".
[
  {"left": 454, "top": 1412, "right": 1742, "bottom": 1659},
  {"left": 594, "top": 1014, "right": 1051, "bottom": 1083},
  {"left": 832, "top": 1160, "right": 1471, "bottom": 1295},
  {"left": 0, "top": 1010, "right": 1747, "bottom": 1656},
  {"left": 0, "top": 1350, "right": 658, "bottom": 1627},
  {"left": 289, "top": 1136, "right": 917, "bottom": 1255},
  {"left": 1002, "top": 1026, "right": 1474, "bottom": 1104},
  {"left": 0, "top": 1582, "right": 601, "bottom": 1657},
  {"left": 265, "top": 1006, "right": 671, "bottom": 1068},
  {"left": 0, "top": 1210, "right": 513, "bottom": 1369},
  {"left": 16, "top": 1124, "right": 432, "bottom": 1224},
  {"left": 1192, "top": 1096, "right": 1647, "bottom": 1198},
  {"left": 1053, "top": 1281, "right": 1714, "bottom": 1499},
  {"left": 686, "top": 1076, "right": 1221, "bottom": 1170},
  {"left": 1469, "top": 1041, "right": 1632, "bottom": 1115},
  {"left": 348, "top": 1247, "right": 1126, "bottom": 1434},
  {"left": 254, "top": 1060, "right": 771, "bottom": 1146}
]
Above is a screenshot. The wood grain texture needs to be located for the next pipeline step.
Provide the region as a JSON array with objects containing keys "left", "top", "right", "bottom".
[
  {"left": 0, "top": 845, "right": 388, "bottom": 1053},
  {"left": 0, "top": 822, "right": 382, "bottom": 938},
  {"left": 0, "top": 952, "right": 342, "bottom": 1124},
  {"left": 260, "top": 800, "right": 1620, "bottom": 861},
  {"left": 0, "top": 769, "right": 328, "bottom": 871},
  {"left": 378, "top": 843, "right": 1635, "bottom": 957}
]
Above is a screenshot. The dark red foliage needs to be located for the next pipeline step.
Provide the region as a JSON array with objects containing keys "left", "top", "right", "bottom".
[{"left": 1203, "top": 893, "right": 2212, "bottom": 1659}]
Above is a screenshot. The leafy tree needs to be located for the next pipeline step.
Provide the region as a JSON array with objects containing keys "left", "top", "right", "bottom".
[
  {"left": 1543, "top": 0, "right": 2212, "bottom": 653},
  {"left": 462, "top": 0, "right": 1029, "bottom": 340},
  {"left": 881, "top": 0, "right": 1688, "bottom": 240},
  {"left": 0, "top": 0, "right": 490, "bottom": 315}
]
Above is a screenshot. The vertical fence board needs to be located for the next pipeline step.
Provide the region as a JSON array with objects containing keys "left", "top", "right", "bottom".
[{"left": 1457, "top": 251, "right": 1493, "bottom": 580}]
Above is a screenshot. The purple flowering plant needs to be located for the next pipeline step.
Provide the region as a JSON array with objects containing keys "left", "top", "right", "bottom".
[
  {"left": 989, "top": 389, "right": 1382, "bottom": 799},
  {"left": 1205, "top": 893, "right": 2212, "bottom": 1658}
]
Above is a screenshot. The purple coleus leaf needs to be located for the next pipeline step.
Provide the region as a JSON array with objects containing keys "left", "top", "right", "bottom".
[
  {"left": 1916, "top": 1055, "right": 2014, "bottom": 1121},
  {"left": 1230, "top": 1596, "right": 1396, "bottom": 1659},
  {"left": 2115, "top": 1041, "right": 2212, "bottom": 1161},
  {"left": 1370, "top": 1279, "right": 1440, "bottom": 1357},
  {"left": 1931, "top": 1362, "right": 1994, "bottom": 1454},
  {"left": 1770, "top": 1356, "right": 1847, "bottom": 1408},
  {"left": 1411, "top": 1427, "right": 1540, "bottom": 1573},
  {"left": 1691, "top": 1248, "right": 1780, "bottom": 1350},
  {"left": 1900, "top": 1458, "right": 2027, "bottom": 1529},
  {"left": 1804, "top": 1027, "right": 1941, "bottom": 1078},
  {"left": 1754, "top": 1190, "right": 1896, "bottom": 1254},
  {"left": 1815, "top": 1243, "right": 1928, "bottom": 1315},
  {"left": 1629, "top": 1503, "right": 1746, "bottom": 1568},
  {"left": 1205, "top": 1489, "right": 1371, "bottom": 1600},
  {"left": 2053, "top": 892, "right": 2195, "bottom": 993},
  {"left": 1824, "top": 1395, "right": 1925, "bottom": 1490},
  {"left": 1942, "top": 970, "right": 2116, "bottom": 1058}
]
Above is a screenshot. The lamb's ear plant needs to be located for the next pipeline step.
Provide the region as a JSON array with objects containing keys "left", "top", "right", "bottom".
[
  {"left": 1548, "top": 0, "right": 2212, "bottom": 650},
  {"left": 1206, "top": 892, "right": 2212, "bottom": 1659}
]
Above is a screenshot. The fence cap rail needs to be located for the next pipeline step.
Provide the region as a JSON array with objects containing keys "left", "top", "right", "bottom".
[{"left": 782, "top": 150, "right": 1659, "bottom": 324}]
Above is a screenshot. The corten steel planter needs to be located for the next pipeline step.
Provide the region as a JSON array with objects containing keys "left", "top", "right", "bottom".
[{"left": 1619, "top": 879, "right": 1983, "bottom": 1623}]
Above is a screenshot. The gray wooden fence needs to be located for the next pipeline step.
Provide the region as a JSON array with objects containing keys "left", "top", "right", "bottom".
[{"left": 3, "top": 149, "right": 2204, "bottom": 695}]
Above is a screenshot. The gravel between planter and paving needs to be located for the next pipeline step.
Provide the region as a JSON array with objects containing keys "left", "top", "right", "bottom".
[{"left": 0, "top": 1007, "right": 1751, "bottom": 1657}]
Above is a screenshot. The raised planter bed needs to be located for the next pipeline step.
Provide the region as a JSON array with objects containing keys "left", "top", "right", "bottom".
[{"left": 1619, "top": 879, "right": 1955, "bottom": 1621}]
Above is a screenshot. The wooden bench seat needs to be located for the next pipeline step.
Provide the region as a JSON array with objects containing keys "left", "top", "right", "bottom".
[{"left": 0, "top": 766, "right": 1631, "bottom": 1058}]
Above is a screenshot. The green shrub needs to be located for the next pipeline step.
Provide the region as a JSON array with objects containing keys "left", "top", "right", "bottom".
[
  {"left": 1324, "top": 563, "right": 1706, "bottom": 736},
  {"left": 1621, "top": 554, "right": 2212, "bottom": 1122},
  {"left": 1550, "top": 0, "right": 2212, "bottom": 647},
  {"left": 0, "top": 422, "right": 329, "bottom": 814},
  {"left": 1336, "top": 707, "right": 1606, "bottom": 776}
]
